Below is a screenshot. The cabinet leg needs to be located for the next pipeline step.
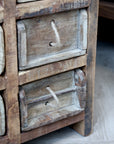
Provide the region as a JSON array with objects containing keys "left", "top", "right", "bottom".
[{"left": 73, "top": 0, "right": 99, "bottom": 136}]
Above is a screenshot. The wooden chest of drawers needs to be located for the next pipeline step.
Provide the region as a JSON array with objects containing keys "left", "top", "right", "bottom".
[{"left": 0, "top": 0, "right": 98, "bottom": 143}]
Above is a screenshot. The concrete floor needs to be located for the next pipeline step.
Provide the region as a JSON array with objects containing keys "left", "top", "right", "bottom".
[{"left": 25, "top": 41, "right": 114, "bottom": 144}]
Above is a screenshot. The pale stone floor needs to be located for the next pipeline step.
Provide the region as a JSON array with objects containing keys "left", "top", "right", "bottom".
[{"left": 25, "top": 41, "right": 114, "bottom": 144}]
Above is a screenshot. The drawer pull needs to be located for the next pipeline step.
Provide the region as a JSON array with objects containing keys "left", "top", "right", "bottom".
[
  {"left": 46, "top": 87, "right": 59, "bottom": 104},
  {"left": 49, "top": 20, "right": 61, "bottom": 47}
]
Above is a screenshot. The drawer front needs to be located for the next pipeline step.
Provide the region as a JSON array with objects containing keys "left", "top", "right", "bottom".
[
  {"left": 0, "top": 26, "right": 5, "bottom": 75},
  {"left": 0, "top": 95, "right": 5, "bottom": 136},
  {"left": 17, "top": 9, "right": 87, "bottom": 70},
  {"left": 19, "top": 69, "right": 86, "bottom": 131}
]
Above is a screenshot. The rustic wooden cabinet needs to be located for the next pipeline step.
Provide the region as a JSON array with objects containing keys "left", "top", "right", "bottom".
[{"left": 0, "top": 0, "right": 98, "bottom": 143}]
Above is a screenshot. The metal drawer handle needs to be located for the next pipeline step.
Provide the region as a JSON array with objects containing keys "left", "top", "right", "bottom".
[
  {"left": 49, "top": 20, "right": 61, "bottom": 47},
  {"left": 46, "top": 87, "right": 59, "bottom": 104}
]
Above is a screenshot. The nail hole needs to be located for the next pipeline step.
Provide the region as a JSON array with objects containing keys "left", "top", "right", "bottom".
[
  {"left": 51, "top": 19, "right": 55, "bottom": 23},
  {"left": 49, "top": 42, "right": 53, "bottom": 46},
  {"left": 45, "top": 101, "right": 49, "bottom": 105}
]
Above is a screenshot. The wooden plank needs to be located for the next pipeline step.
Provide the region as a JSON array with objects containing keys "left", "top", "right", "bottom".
[
  {"left": 0, "top": 136, "right": 9, "bottom": 144},
  {"left": 99, "top": 1, "right": 114, "bottom": 20},
  {"left": 17, "top": 9, "right": 87, "bottom": 70},
  {"left": 3, "top": 0, "right": 21, "bottom": 143},
  {"left": 19, "top": 55, "right": 87, "bottom": 85},
  {"left": 16, "top": 0, "right": 91, "bottom": 19},
  {"left": 21, "top": 111, "right": 84, "bottom": 143},
  {"left": 73, "top": 0, "right": 99, "bottom": 136},
  {"left": 0, "top": 76, "right": 6, "bottom": 90}
]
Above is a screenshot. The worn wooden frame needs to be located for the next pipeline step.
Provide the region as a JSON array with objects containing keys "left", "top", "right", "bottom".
[{"left": 0, "top": 0, "right": 98, "bottom": 143}]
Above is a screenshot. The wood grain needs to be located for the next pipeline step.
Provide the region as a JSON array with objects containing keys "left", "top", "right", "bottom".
[
  {"left": 21, "top": 111, "right": 84, "bottom": 143},
  {"left": 19, "top": 70, "right": 84, "bottom": 131},
  {"left": 3, "top": 0, "right": 21, "bottom": 143},
  {"left": 19, "top": 55, "right": 87, "bottom": 85},
  {"left": 73, "top": 0, "right": 99, "bottom": 136},
  {"left": 0, "top": 6, "right": 4, "bottom": 23},
  {"left": 16, "top": 0, "right": 91, "bottom": 19},
  {"left": 0, "top": 76, "right": 6, "bottom": 91},
  {"left": 0, "top": 0, "right": 98, "bottom": 143},
  {"left": 0, "top": 136, "right": 8, "bottom": 144},
  {"left": 17, "top": 9, "right": 87, "bottom": 70},
  {"left": 99, "top": 1, "right": 114, "bottom": 20}
]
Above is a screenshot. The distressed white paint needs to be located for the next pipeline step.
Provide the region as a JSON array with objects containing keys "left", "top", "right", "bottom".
[
  {"left": 0, "top": 95, "right": 5, "bottom": 136},
  {"left": 78, "top": 9, "right": 87, "bottom": 50},
  {"left": 46, "top": 87, "right": 60, "bottom": 104},
  {"left": 81, "top": 9, "right": 87, "bottom": 50},
  {"left": 50, "top": 20, "right": 62, "bottom": 47},
  {"left": 17, "top": 21, "right": 27, "bottom": 67},
  {"left": 0, "top": 26, "right": 5, "bottom": 75},
  {"left": 26, "top": 49, "right": 86, "bottom": 70}
]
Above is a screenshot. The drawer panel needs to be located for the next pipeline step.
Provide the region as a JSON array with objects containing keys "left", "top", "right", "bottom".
[
  {"left": 0, "top": 26, "right": 5, "bottom": 75},
  {"left": 0, "top": 95, "right": 5, "bottom": 136},
  {"left": 17, "top": 9, "right": 87, "bottom": 70},
  {"left": 19, "top": 69, "right": 86, "bottom": 131}
]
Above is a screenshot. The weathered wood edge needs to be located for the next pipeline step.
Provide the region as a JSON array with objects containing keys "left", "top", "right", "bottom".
[
  {"left": 85, "top": 0, "right": 99, "bottom": 136},
  {"left": 21, "top": 111, "right": 84, "bottom": 143},
  {"left": 19, "top": 89, "right": 28, "bottom": 129},
  {"left": 0, "top": 95, "right": 5, "bottom": 136},
  {"left": 73, "top": 0, "right": 99, "bottom": 136},
  {"left": 0, "top": 136, "right": 8, "bottom": 144},
  {"left": 19, "top": 50, "right": 86, "bottom": 70},
  {"left": 19, "top": 55, "right": 87, "bottom": 85},
  {"left": 3, "top": 0, "right": 21, "bottom": 143},
  {"left": 0, "top": 0, "right": 91, "bottom": 23},
  {"left": 16, "top": 0, "right": 91, "bottom": 20},
  {"left": 17, "top": 21, "right": 27, "bottom": 67},
  {"left": 99, "top": 1, "right": 114, "bottom": 20}
]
